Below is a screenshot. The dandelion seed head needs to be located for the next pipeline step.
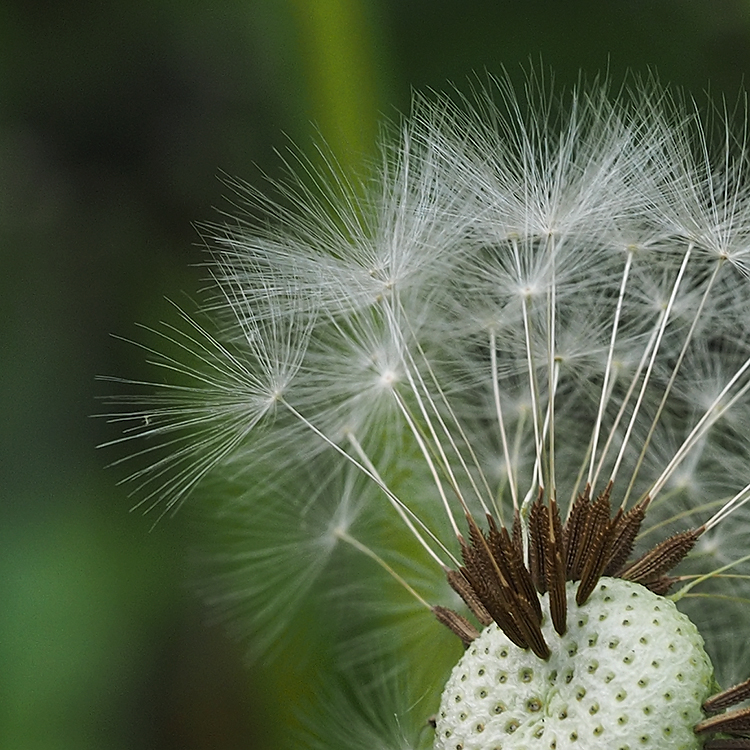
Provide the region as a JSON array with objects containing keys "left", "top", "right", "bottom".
[{"left": 105, "top": 68, "right": 750, "bottom": 748}]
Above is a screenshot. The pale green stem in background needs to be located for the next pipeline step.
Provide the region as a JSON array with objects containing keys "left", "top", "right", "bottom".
[
  {"left": 289, "top": 0, "right": 385, "bottom": 171},
  {"left": 638, "top": 497, "right": 727, "bottom": 539},
  {"left": 671, "top": 552, "right": 750, "bottom": 602}
]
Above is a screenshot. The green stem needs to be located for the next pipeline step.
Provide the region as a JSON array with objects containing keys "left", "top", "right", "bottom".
[{"left": 289, "top": 0, "right": 385, "bottom": 171}]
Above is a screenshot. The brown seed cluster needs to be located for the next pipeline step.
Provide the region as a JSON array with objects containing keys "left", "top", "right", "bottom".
[
  {"left": 435, "top": 484, "right": 699, "bottom": 656},
  {"left": 698, "top": 678, "right": 750, "bottom": 748},
  {"left": 433, "top": 485, "right": 750, "bottom": 748}
]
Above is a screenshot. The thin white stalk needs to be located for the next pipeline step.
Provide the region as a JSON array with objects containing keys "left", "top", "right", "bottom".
[
  {"left": 387, "top": 301, "right": 494, "bottom": 516},
  {"left": 508, "top": 236, "right": 545, "bottom": 501},
  {"left": 567, "top": 373, "right": 618, "bottom": 512},
  {"left": 344, "top": 431, "right": 459, "bottom": 565},
  {"left": 511, "top": 406, "right": 528, "bottom": 499},
  {"left": 546, "top": 233, "right": 558, "bottom": 497},
  {"left": 391, "top": 388, "right": 465, "bottom": 538},
  {"left": 281, "top": 399, "right": 454, "bottom": 568},
  {"left": 703, "top": 481, "right": 750, "bottom": 531},
  {"left": 412, "top": 348, "right": 497, "bottom": 514},
  {"left": 623, "top": 257, "right": 724, "bottom": 505},
  {"left": 648, "top": 354, "right": 750, "bottom": 500},
  {"left": 334, "top": 528, "right": 432, "bottom": 610},
  {"left": 490, "top": 329, "right": 519, "bottom": 509},
  {"left": 587, "top": 250, "right": 633, "bottom": 489},
  {"left": 591, "top": 312, "right": 663, "bottom": 494},
  {"left": 609, "top": 244, "right": 693, "bottom": 487},
  {"left": 638, "top": 496, "right": 726, "bottom": 539},
  {"left": 521, "top": 293, "right": 545, "bottom": 495},
  {"left": 520, "top": 362, "right": 558, "bottom": 517},
  {"left": 539, "top": 362, "right": 559, "bottom": 485}
]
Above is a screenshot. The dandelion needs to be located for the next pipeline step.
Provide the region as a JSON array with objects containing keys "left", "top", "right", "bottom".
[{"left": 104, "top": 71, "right": 750, "bottom": 749}]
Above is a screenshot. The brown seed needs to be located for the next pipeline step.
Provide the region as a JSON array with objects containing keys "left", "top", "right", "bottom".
[
  {"left": 433, "top": 605, "right": 480, "bottom": 647},
  {"left": 703, "top": 677, "right": 750, "bottom": 714},
  {"left": 695, "top": 706, "right": 750, "bottom": 735},
  {"left": 619, "top": 528, "right": 701, "bottom": 585}
]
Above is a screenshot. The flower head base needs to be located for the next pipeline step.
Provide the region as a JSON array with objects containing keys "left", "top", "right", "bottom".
[
  {"left": 433, "top": 490, "right": 733, "bottom": 750},
  {"left": 105, "top": 71, "right": 750, "bottom": 749},
  {"left": 436, "top": 577, "right": 714, "bottom": 750}
]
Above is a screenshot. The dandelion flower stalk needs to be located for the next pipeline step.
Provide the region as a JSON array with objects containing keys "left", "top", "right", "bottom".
[{"left": 104, "top": 70, "right": 750, "bottom": 749}]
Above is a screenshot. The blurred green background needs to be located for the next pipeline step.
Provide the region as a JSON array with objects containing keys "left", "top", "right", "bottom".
[{"left": 4, "top": 1, "right": 750, "bottom": 748}]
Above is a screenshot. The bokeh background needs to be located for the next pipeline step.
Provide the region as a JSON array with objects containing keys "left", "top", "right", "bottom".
[{"left": 4, "top": 2, "right": 750, "bottom": 748}]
